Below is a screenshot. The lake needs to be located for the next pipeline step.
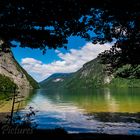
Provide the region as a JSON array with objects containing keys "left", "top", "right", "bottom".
[{"left": 0, "top": 88, "right": 140, "bottom": 135}]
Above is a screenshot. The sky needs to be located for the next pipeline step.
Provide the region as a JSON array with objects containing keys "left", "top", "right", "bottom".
[{"left": 12, "top": 36, "right": 113, "bottom": 82}]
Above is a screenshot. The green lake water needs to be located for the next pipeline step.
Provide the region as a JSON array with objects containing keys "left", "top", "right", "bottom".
[{"left": 0, "top": 88, "right": 140, "bottom": 135}]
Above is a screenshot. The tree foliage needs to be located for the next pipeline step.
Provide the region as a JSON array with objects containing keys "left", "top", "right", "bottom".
[
  {"left": 1, "top": 0, "right": 140, "bottom": 63},
  {"left": 0, "top": 74, "right": 17, "bottom": 91}
]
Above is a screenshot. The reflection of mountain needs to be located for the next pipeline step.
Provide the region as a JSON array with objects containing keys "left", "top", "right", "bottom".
[
  {"left": 0, "top": 89, "right": 35, "bottom": 113},
  {"left": 40, "top": 88, "right": 140, "bottom": 113},
  {"left": 15, "top": 89, "right": 140, "bottom": 134}
]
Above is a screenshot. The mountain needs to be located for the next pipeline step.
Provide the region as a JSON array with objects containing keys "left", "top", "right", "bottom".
[
  {"left": 40, "top": 57, "right": 140, "bottom": 89},
  {"left": 64, "top": 58, "right": 140, "bottom": 88},
  {"left": 0, "top": 49, "right": 39, "bottom": 91},
  {"left": 39, "top": 58, "right": 113, "bottom": 89},
  {"left": 64, "top": 58, "right": 114, "bottom": 89},
  {"left": 40, "top": 73, "right": 73, "bottom": 89}
]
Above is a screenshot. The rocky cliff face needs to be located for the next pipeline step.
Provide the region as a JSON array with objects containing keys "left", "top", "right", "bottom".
[
  {"left": 78, "top": 58, "right": 114, "bottom": 84},
  {"left": 0, "top": 50, "right": 37, "bottom": 90},
  {"left": 64, "top": 58, "right": 114, "bottom": 88}
]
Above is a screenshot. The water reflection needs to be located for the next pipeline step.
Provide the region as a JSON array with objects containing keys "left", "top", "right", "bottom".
[
  {"left": 16, "top": 87, "right": 140, "bottom": 134},
  {"left": 39, "top": 88, "right": 140, "bottom": 112},
  {"left": 0, "top": 89, "right": 35, "bottom": 117}
]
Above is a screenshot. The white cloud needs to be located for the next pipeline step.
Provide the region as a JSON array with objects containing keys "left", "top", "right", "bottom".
[
  {"left": 21, "top": 42, "right": 113, "bottom": 82},
  {"left": 55, "top": 50, "right": 60, "bottom": 53},
  {"left": 22, "top": 58, "right": 42, "bottom": 65}
]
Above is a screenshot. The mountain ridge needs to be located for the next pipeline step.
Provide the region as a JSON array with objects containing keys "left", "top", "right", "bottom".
[
  {"left": 40, "top": 57, "right": 140, "bottom": 89},
  {"left": 40, "top": 73, "right": 73, "bottom": 89},
  {"left": 39, "top": 58, "right": 113, "bottom": 89}
]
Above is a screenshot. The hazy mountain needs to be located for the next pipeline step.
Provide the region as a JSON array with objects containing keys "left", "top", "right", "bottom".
[{"left": 40, "top": 73, "right": 73, "bottom": 89}]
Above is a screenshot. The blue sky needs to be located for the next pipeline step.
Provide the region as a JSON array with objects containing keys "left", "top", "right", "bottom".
[
  {"left": 12, "top": 36, "right": 86, "bottom": 64},
  {"left": 12, "top": 36, "right": 112, "bottom": 82}
]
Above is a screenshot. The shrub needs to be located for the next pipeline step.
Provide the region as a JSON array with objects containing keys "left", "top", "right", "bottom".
[{"left": 0, "top": 74, "right": 17, "bottom": 91}]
